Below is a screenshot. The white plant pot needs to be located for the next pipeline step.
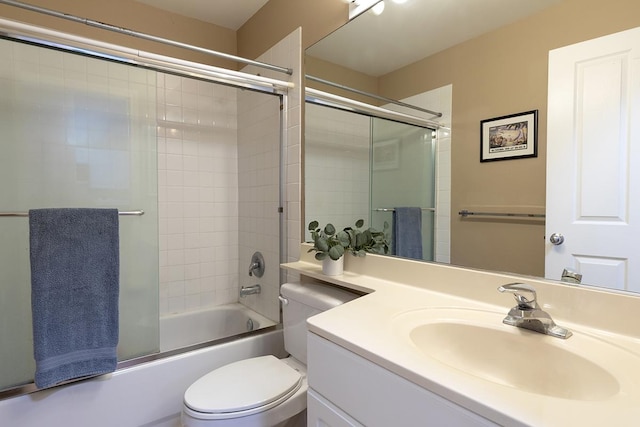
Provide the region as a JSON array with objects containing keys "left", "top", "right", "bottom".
[{"left": 322, "top": 256, "right": 344, "bottom": 276}]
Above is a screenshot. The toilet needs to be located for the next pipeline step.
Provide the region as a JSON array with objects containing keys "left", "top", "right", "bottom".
[{"left": 181, "top": 282, "right": 359, "bottom": 427}]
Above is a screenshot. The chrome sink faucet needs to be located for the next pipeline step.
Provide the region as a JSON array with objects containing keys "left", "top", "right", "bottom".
[{"left": 498, "top": 283, "right": 572, "bottom": 339}]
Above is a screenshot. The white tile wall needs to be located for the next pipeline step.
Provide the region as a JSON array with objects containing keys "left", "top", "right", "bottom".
[
  {"left": 305, "top": 103, "right": 371, "bottom": 239},
  {"left": 157, "top": 73, "right": 241, "bottom": 315}
]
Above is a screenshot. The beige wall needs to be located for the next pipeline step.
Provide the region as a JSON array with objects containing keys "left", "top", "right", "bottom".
[
  {"left": 237, "top": 0, "right": 347, "bottom": 60},
  {"left": 0, "top": 0, "right": 237, "bottom": 68}
]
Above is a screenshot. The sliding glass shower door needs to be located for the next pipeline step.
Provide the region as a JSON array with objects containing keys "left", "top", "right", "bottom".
[
  {"left": 0, "top": 39, "right": 159, "bottom": 390},
  {"left": 370, "top": 117, "right": 436, "bottom": 261}
]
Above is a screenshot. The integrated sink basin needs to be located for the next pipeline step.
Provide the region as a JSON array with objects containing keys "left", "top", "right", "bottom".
[{"left": 393, "top": 308, "right": 636, "bottom": 401}]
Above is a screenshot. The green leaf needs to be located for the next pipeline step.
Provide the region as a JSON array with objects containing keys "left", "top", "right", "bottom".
[
  {"left": 316, "top": 236, "right": 329, "bottom": 252},
  {"left": 328, "top": 245, "right": 345, "bottom": 260},
  {"left": 336, "top": 230, "right": 350, "bottom": 247},
  {"left": 356, "top": 229, "right": 372, "bottom": 247},
  {"left": 345, "top": 229, "right": 356, "bottom": 246},
  {"left": 315, "top": 252, "right": 327, "bottom": 260},
  {"left": 308, "top": 220, "right": 319, "bottom": 231},
  {"left": 355, "top": 219, "right": 364, "bottom": 228},
  {"left": 324, "top": 223, "right": 336, "bottom": 235}
]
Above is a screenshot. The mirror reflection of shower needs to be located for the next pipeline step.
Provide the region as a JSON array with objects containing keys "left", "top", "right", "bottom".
[{"left": 305, "top": 101, "right": 447, "bottom": 262}]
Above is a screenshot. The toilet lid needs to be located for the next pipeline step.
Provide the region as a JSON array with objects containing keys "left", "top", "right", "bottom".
[{"left": 184, "top": 355, "right": 303, "bottom": 415}]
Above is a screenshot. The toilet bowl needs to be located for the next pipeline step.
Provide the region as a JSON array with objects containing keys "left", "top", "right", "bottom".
[{"left": 181, "top": 282, "right": 359, "bottom": 427}]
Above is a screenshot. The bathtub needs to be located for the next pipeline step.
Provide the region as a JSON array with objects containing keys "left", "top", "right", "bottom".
[
  {"left": 160, "top": 303, "right": 277, "bottom": 352},
  {"left": 0, "top": 329, "right": 286, "bottom": 427}
]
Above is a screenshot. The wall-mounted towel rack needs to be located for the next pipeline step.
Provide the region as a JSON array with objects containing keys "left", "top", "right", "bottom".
[
  {"left": 458, "top": 209, "right": 545, "bottom": 218},
  {"left": 374, "top": 207, "right": 435, "bottom": 212},
  {"left": 0, "top": 210, "right": 145, "bottom": 217}
]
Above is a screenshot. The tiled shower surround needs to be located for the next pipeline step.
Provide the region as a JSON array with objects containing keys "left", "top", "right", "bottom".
[
  {"left": 157, "top": 73, "right": 241, "bottom": 315},
  {"left": 157, "top": 73, "right": 282, "bottom": 318},
  {"left": 0, "top": 26, "right": 301, "bottom": 393}
]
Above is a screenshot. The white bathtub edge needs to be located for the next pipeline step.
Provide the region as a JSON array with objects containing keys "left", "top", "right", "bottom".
[{"left": 0, "top": 329, "right": 285, "bottom": 427}]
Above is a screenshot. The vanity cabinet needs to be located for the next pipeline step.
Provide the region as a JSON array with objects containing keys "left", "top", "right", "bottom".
[
  {"left": 308, "top": 389, "right": 364, "bottom": 427},
  {"left": 307, "top": 333, "right": 498, "bottom": 427}
]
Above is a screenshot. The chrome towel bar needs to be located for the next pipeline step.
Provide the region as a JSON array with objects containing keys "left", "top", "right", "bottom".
[
  {"left": 459, "top": 209, "right": 545, "bottom": 218},
  {"left": 0, "top": 210, "right": 145, "bottom": 217},
  {"left": 374, "top": 208, "right": 435, "bottom": 212}
]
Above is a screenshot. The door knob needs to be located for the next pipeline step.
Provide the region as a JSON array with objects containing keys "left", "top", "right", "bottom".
[{"left": 549, "top": 233, "right": 565, "bottom": 245}]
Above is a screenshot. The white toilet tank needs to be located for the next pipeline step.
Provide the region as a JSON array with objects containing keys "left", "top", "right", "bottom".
[{"left": 280, "top": 282, "right": 359, "bottom": 365}]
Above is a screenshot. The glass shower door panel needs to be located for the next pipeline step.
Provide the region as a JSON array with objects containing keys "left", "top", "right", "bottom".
[
  {"left": 237, "top": 90, "right": 284, "bottom": 323},
  {"left": 0, "top": 40, "right": 159, "bottom": 389},
  {"left": 370, "top": 118, "right": 436, "bottom": 261}
]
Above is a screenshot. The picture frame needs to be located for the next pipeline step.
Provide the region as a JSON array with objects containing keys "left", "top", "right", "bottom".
[
  {"left": 373, "top": 139, "right": 400, "bottom": 170},
  {"left": 480, "top": 110, "right": 538, "bottom": 162}
]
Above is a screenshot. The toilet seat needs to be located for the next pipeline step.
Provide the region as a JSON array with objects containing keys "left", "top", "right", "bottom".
[{"left": 183, "top": 355, "right": 303, "bottom": 420}]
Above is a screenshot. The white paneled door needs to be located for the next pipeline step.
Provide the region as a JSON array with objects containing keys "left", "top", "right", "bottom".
[{"left": 546, "top": 26, "right": 640, "bottom": 291}]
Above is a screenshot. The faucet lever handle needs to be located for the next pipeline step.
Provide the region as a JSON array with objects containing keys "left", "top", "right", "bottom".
[
  {"left": 498, "top": 282, "right": 538, "bottom": 309},
  {"left": 248, "top": 251, "right": 265, "bottom": 277}
]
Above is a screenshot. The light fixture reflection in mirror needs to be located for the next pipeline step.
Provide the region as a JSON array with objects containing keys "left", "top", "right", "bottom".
[
  {"left": 371, "top": 1, "right": 385, "bottom": 15},
  {"left": 349, "top": 0, "right": 384, "bottom": 20}
]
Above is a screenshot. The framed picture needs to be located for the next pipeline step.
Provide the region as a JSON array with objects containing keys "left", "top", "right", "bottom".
[
  {"left": 480, "top": 110, "right": 538, "bottom": 162},
  {"left": 373, "top": 139, "right": 399, "bottom": 170}
]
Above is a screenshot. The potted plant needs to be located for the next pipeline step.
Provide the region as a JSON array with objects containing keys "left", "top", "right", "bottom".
[{"left": 308, "top": 219, "right": 390, "bottom": 275}]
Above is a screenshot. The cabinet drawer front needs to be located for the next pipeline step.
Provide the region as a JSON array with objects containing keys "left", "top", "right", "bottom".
[{"left": 308, "top": 389, "right": 364, "bottom": 427}]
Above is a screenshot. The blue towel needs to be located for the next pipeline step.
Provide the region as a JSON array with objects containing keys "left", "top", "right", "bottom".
[
  {"left": 29, "top": 208, "right": 120, "bottom": 389},
  {"left": 392, "top": 207, "right": 423, "bottom": 260}
]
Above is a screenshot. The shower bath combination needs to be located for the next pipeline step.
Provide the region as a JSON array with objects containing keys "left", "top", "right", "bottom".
[{"left": 0, "top": 12, "right": 288, "bottom": 395}]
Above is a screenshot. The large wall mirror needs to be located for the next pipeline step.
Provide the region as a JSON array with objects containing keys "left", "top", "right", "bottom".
[{"left": 304, "top": 0, "right": 640, "bottom": 292}]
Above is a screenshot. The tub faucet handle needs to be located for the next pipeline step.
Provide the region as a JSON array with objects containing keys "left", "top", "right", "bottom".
[{"left": 248, "top": 251, "right": 265, "bottom": 277}]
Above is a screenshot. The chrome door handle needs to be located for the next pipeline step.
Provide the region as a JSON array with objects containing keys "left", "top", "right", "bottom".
[{"left": 549, "top": 233, "right": 565, "bottom": 245}]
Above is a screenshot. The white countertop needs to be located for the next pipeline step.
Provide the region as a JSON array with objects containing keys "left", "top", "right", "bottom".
[{"left": 283, "top": 247, "right": 640, "bottom": 427}]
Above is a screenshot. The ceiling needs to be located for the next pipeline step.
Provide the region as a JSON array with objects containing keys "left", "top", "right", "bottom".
[
  {"left": 307, "top": 0, "right": 562, "bottom": 76},
  {"left": 135, "top": 0, "right": 269, "bottom": 30},
  {"left": 135, "top": 0, "right": 562, "bottom": 76}
]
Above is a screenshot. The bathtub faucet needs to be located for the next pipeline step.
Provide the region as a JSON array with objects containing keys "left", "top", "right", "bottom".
[{"left": 240, "top": 284, "right": 261, "bottom": 297}]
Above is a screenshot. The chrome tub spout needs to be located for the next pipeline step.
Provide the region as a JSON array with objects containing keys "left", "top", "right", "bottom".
[{"left": 240, "top": 284, "right": 261, "bottom": 297}]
